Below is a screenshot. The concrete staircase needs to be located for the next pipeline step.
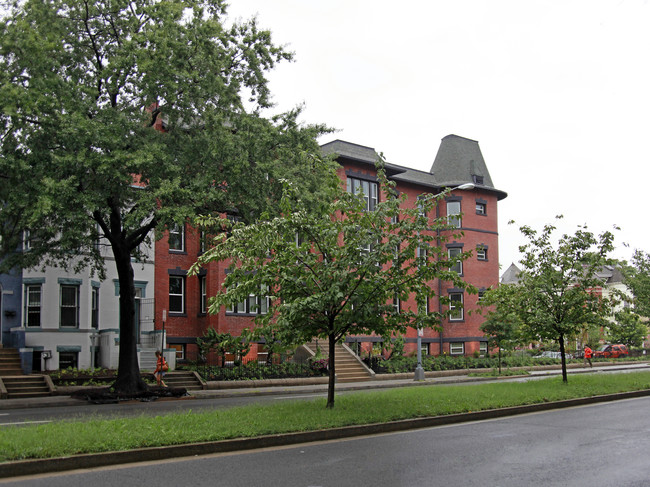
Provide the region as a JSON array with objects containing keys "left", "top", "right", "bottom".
[
  {"left": 0, "top": 348, "right": 54, "bottom": 399},
  {"left": 1, "top": 375, "right": 54, "bottom": 399},
  {"left": 139, "top": 348, "right": 158, "bottom": 372},
  {"left": 0, "top": 348, "right": 23, "bottom": 376},
  {"left": 305, "top": 340, "right": 374, "bottom": 383},
  {"left": 163, "top": 371, "right": 206, "bottom": 391}
]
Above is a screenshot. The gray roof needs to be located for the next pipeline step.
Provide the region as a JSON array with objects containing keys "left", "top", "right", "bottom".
[
  {"left": 321, "top": 140, "right": 379, "bottom": 164},
  {"left": 322, "top": 136, "right": 507, "bottom": 199},
  {"left": 430, "top": 135, "right": 506, "bottom": 199},
  {"left": 500, "top": 263, "right": 521, "bottom": 284},
  {"left": 595, "top": 265, "right": 625, "bottom": 284}
]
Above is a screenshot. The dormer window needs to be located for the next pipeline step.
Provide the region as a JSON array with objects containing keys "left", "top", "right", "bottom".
[{"left": 472, "top": 175, "right": 484, "bottom": 185}]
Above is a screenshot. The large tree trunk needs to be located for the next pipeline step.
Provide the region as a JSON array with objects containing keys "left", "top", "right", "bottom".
[
  {"left": 326, "top": 331, "right": 336, "bottom": 409},
  {"left": 111, "top": 243, "right": 148, "bottom": 395}
]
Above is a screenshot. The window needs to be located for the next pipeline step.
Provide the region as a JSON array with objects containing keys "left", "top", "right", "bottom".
[
  {"left": 480, "top": 341, "right": 488, "bottom": 355},
  {"left": 421, "top": 342, "right": 429, "bottom": 356},
  {"left": 447, "top": 201, "right": 461, "bottom": 228},
  {"left": 199, "top": 275, "right": 207, "bottom": 314},
  {"left": 417, "top": 245, "right": 428, "bottom": 267},
  {"left": 393, "top": 294, "right": 401, "bottom": 314},
  {"left": 169, "top": 276, "right": 185, "bottom": 313},
  {"left": 478, "top": 289, "right": 486, "bottom": 302},
  {"left": 472, "top": 175, "right": 484, "bottom": 185},
  {"left": 60, "top": 285, "right": 79, "bottom": 328},
  {"left": 476, "top": 202, "right": 486, "bottom": 215},
  {"left": 450, "top": 342, "right": 465, "bottom": 355},
  {"left": 420, "top": 296, "right": 429, "bottom": 315},
  {"left": 449, "top": 292, "right": 464, "bottom": 321},
  {"left": 417, "top": 195, "right": 427, "bottom": 219},
  {"left": 25, "top": 285, "right": 41, "bottom": 327},
  {"left": 448, "top": 247, "right": 463, "bottom": 274},
  {"left": 168, "top": 224, "right": 185, "bottom": 251},
  {"left": 476, "top": 245, "right": 488, "bottom": 261},
  {"left": 347, "top": 177, "right": 378, "bottom": 211},
  {"left": 169, "top": 344, "right": 185, "bottom": 361},
  {"left": 257, "top": 345, "right": 269, "bottom": 364},
  {"left": 91, "top": 286, "right": 99, "bottom": 329},
  {"left": 229, "top": 286, "right": 270, "bottom": 315},
  {"left": 23, "top": 230, "right": 32, "bottom": 251},
  {"left": 59, "top": 351, "right": 78, "bottom": 369}
]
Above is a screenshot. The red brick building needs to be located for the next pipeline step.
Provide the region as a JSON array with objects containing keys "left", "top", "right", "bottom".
[{"left": 155, "top": 134, "right": 507, "bottom": 362}]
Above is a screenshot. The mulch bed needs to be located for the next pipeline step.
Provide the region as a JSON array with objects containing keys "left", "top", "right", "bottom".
[{"left": 71, "top": 386, "right": 188, "bottom": 404}]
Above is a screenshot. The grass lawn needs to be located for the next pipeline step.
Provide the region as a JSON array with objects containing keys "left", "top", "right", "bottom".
[{"left": 2, "top": 371, "right": 650, "bottom": 462}]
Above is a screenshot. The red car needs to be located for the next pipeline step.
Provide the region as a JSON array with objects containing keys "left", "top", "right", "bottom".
[{"left": 593, "top": 344, "right": 629, "bottom": 358}]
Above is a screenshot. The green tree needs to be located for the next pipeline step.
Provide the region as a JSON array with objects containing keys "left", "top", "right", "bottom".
[
  {"left": 0, "top": 0, "right": 333, "bottom": 394},
  {"left": 623, "top": 250, "right": 650, "bottom": 320},
  {"left": 515, "top": 217, "right": 616, "bottom": 382},
  {"left": 192, "top": 162, "right": 473, "bottom": 408},
  {"left": 607, "top": 309, "right": 647, "bottom": 348},
  {"left": 479, "top": 284, "right": 523, "bottom": 373}
]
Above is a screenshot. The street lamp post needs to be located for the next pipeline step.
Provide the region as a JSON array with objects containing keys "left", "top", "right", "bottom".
[{"left": 414, "top": 182, "right": 474, "bottom": 381}]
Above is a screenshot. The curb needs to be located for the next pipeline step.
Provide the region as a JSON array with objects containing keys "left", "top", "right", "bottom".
[{"left": 2, "top": 388, "right": 650, "bottom": 479}]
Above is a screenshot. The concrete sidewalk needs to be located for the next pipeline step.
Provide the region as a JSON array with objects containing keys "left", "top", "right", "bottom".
[{"left": 1, "top": 361, "right": 648, "bottom": 410}]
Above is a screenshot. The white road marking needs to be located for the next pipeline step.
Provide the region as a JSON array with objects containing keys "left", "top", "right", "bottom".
[{"left": 0, "top": 420, "right": 52, "bottom": 426}]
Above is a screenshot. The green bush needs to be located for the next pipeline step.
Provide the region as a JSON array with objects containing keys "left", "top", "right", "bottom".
[
  {"left": 182, "top": 359, "right": 328, "bottom": 381},
  {"left": 370, "top": 352, "right": 586, "bottom": 373}
]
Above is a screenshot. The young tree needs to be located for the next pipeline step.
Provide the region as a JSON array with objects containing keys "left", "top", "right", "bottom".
[
  {"left": 607, "top": 309, "right": 647, "bottom": 348},
  {"left": 515, "top": 217, "right": 616, "bottom": 382},
  {"left": 0, "top": 0, "right": 334, "bottom": 394},
  {"left": 623, "top": 250, "right": 650, "bottom": 320},
  {"left": 479, "top": 284, "right": 523, "bottom": 374},
  {"left": 192, "top": 162, "right": 472, "bottom": 408}
]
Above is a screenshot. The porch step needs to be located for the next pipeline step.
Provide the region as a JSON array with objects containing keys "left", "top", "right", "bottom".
[
  {"left": 305, "top": 341, "right": 373, "bottom": 383},
  {"left": 139, "top": 349, "right": 158, "bottom": 372},
  {"left": 0, "top": 348, "right": 23, "bottom": 376},
  {"left": 1, "top": 375, "right": 53, "bottom": 399},
  {"left": 163, "top": 371, "right": 205, "bottom": 391}
]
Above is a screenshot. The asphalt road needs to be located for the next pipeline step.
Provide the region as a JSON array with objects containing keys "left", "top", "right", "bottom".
[{"left": 3, "top": 395, "right": 650, "bottom": 486}]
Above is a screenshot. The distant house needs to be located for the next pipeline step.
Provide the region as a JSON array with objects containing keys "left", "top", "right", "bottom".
[
  {"left": 499, "top": 262, "right": 646, "bottom": 347},
  {"left": 157, "top": 134, "right": 508, "bottom": 362},
  {"left": 4, "top": 238, "right": 157, "bottom": 372}
]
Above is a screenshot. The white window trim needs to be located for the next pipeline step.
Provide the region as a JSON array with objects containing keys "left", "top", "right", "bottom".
[
  {"left": 450, "top": 342, "right": 465, "bottom": 355},
  {"left": 169, "top": 276, "right": 185, "bottom": 314},
  {"left": 448, "top": 247, "right": 463, "bottom": 274},
  {"left": 60, "top": 285, "right": 80, "bottom": 328},
  {"left": 347, "top": 177, "right": 378, "bottom": 212},
  {"left": 25, "top": 284, "right": 42, "bottom": 327},
  {"left": 199, "top": 275, "right": 207, "bottom": 314},
  {"left": 449, "top": 292, "right": 464, "bottom": 321},
  {"left": 169, "top": 224, "right": 185, "bottom": 252},
  {"left": 447, "top": 201, "right": 462, "bottom": 228}
]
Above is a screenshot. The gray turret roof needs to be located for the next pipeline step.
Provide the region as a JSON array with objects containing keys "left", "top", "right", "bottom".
[
  {"left": 321, "top": 135, "right": 507, "bottom": 200},
  {"left": 430, "top": 135, "right": 506, "bottom": 199},
  {"left": 501, "top": 263, "right": 521, "bottom": 284}
]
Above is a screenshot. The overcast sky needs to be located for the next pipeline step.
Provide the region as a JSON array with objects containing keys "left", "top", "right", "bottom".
[{"left": 226, "top": 0, "right": 649, "bottom": 273}]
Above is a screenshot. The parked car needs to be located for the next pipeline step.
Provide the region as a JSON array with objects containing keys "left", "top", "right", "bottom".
[{"left": 593, "top": 344, "right": 629, "bottom": 358}]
